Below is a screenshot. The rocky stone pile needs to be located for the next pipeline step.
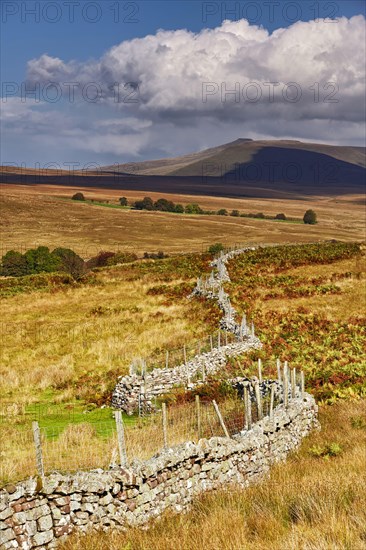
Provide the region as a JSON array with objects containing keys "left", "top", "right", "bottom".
[{"left": 0, "top": 394, "right": 319, "bottom": 549}]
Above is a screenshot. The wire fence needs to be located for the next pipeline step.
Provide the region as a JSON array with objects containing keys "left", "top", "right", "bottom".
[
  {"left": 130, "top": 329, "right": 238, "bottom": 375},
  {"left": 0, "top": 386, "right": 287, "bottom": 484}
]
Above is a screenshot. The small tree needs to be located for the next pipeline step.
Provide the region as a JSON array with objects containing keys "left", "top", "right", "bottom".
[
  {"left": 154, "top": 198, "right": 175, "bottom": 212},
  {"left": 52, "top": 248, "right": 85, "bottom": 279},
  {"left": 185, "top": 203, "right": 203, "bottom": 214},
  {"left": 275, "top": 213, "right": 286, "bottom": 220},
  {"left": 0, "top": 250, "right": 29, "bottom": 277},
  {"left": 72, "top": 192, "right": 85, "bottom": 201},
  {"left": 303, "top": 209, "right": 317, "bottom": 225},
  {"left": 24, "top": 246, "right": 61, "bottom": 274},
  {"left": 135, "top": 197, "right": 154, "bottom": 210},
  {"left": 217, "top": 209, "right": 228, "bottom": 216},
  {"left": 119, "top": 197, "right": 128, "bottom": 206},
  {"left": 230, "top": 210, "right": 240, "bottom": 217},
  {"left": 174, "top": 204, "right": 184, "bottom": 213},
  {"left": 208, "top": 243, "right": 224, "bottom": 255}
]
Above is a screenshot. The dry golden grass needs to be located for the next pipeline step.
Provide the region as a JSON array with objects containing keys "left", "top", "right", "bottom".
[
  {"left": 1, "top": 185, "right": 364, "bottom": 256},
  {"left": 59, "top": 400, "right": 366, "bottom": 550},
  {"left": 0, "top": 398, "right": 243, "bottom": 484},
  {"left": 0, "top": 272, "right": 209, "bottom": 405}
]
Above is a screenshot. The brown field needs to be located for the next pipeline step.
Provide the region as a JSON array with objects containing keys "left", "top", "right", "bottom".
[{"left": 1, "top": 184, "right": 364, "bottom": 257}]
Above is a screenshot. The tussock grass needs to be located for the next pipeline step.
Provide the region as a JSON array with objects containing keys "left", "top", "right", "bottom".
[{"left": 60, "top": 400, "right": 366, "bottom": 550}]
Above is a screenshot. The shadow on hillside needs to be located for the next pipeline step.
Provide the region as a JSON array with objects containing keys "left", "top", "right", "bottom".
[
  {"left": 1, "top": 146, "right": 365, "bottom": 199},
  {"left": 217, "top": 147, "right": 366, "bottom": 190}
]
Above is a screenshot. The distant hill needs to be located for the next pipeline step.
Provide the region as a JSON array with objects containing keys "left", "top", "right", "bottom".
[
  {"left": 103, "top": 139, "right": 366, "bottom": 176},
  {"left": 1, "top": 139, "right": 365, "bottom": 199}
]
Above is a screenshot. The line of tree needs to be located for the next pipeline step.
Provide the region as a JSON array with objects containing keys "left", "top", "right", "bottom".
[
  {"left": 131, "top": 196, "right": 318, "bottom": 223},
  {"left": 133, "top": 197, "right": 226, "bottom": 215},
  {"left": 0, "top": 247, "right": 139, "bottom": 279},
  {"left": 71, "top": 192, "right": 317, "bottom": 224},
  {"left": 0, "top": 247, "right": 85, "bottom": 279}
]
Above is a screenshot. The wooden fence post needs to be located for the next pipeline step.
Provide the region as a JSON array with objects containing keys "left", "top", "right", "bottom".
[
  {"left": 258, "top": 358, "right": 263, "bottom": 383},
  {"left": 301, "top": 371, "right": 305, "bottom": 397},
  {"left": 254, "top": 382, "right": 263, "bottom": 420},
  {"left": 186, "top": 364, "right": 191, "bottom": 388},
  {"left": 269, "top": 384, "right": 275, "bottom": 421},
  {"left": 32, "top": 421, "right": 44, "bottom": 481},
  {"left": 291, "top": 368, "right": 296, "bottom": 398},
  {"left": 202, "top": 362, "right": 206, "bottom": 382},
  {"left": 225, "top": 331, "right": 228, "bottom": 346},
  {"left": 283, "top": 366, "right": 289, "bottom": 409},
  {"left": 115, "top": 411, "right": 128, "bottom": 467},
  {"left": 162, "top": 403, "right": 168, "bottom": 449},
  {"left": 244, "top": 386, "right": 252, "bottom": 430},
  {"left": 165, "top": 350, "right": 169, "bottom": 369},
  {"left": 212, "top": 400, "right": 230, "bottom": 438},
  {"left": 210, "top": 335, "right": 213, "bottom": 352},
  {"left": 196, "top": 395, "right": 201, "bottom": 440},
  {"left": 243, "top": 386, "right": 247, "bottom": 430},
  {"left": 218, "top": 330, "right": 221, "bottom": 349},
  {"left": 276, "top": 358, "right": 282, "bottom": 383},
  {"left": 183, "top": 345, "right": 187, "bottom": 365}
]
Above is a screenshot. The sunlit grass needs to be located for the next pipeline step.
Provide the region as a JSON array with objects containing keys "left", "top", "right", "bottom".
[{"left": 59, "top": 400, "right": 366, "bottom": 550}]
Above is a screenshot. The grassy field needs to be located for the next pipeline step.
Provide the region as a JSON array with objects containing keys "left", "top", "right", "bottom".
[
  {"left": 1, "top": 242, "right": 365, "bottom": 488},
  {"left": 1, "top": 184, "right": 364, "bottom": 256},
  {"left": 0, "top": 201, "right": 365, "bottom": 548},
  {"left": 0, "top": 253, "right": 217, "bottom": 406},
  {"left": 60, "top": 399, "right": 366, "bottom": 550}
]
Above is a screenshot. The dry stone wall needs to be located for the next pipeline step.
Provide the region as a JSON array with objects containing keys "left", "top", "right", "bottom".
[
  {"left": 0, "top": 245, "right": 321, "bottom": 548},
  {"left": 112, "top": 246, "right": 260, "bottom": 413},
  {"left": 112, "top": 338, "right": 261, "bottom": 414},
  {"left": 0, "top": 394, "right": 319, "bottom": 549}
]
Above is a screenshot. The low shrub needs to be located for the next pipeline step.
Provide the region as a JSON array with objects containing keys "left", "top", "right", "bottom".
[
  {"left": 208, "top": 243, "right": 224, "bottom": 255},
  {"left": 72, "top": 192, "right": 85, "bottom": 201},
  {"left": 106, "top": 252, "right": 138, "bottom": 265},
  {"left": 308, "top": 442, "right": 342, "bottom": 459}
]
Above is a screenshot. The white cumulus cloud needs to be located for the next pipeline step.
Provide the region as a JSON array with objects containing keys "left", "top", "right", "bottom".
[{"left": 2, "top": 16, "right": 365, "bottom": 164}]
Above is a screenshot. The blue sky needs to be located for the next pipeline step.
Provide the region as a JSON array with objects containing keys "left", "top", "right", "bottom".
[{"left": 1, "top": 1, "right": 365, "bottom": 166}]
